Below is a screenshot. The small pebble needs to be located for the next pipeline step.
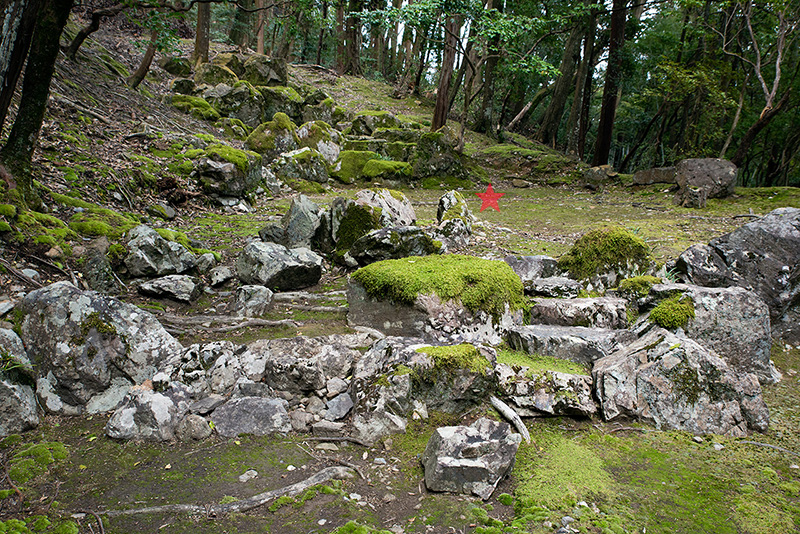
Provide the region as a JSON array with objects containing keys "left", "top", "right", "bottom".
[
  {"left": 318, "top": 519, "right": 327, "bottom": 526},
  {"left": 542, "top": 521, "right": 553, "bottom": 529},
  {"left": 382, "top": 493, "right": 397, "bottom": 503},
  {"left": 713, "top": 443, "right": 725, "bottom": 451},
  {"left": 561, "top": 516, "right": 575, "bottom": 526},
  {"left": 693, "top": 436, "right": 704, "bottom": 443},
  {"left": 374, "top": 457, "right": 387, "bottom": 465},
  {"left": 790, "top": 464, "right": 799, "bottom": 470},
  {"left": 238, "top": 469, "right": 258, "bottom": 483},
  {"left": 349, "top": 493, "right": 361, "bottom": 501},
  {"left": 286, "top": 465, "right": 296, "bottom": 471}
]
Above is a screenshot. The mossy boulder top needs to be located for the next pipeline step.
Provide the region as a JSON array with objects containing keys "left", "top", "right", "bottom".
[
  {"left": 348, "top": 110, "right": 403, "bottom": 136},
  {"left": 296, "top": 120, "right": 341, "bottom": 164},
  {"left": 194, "top": 63, "right": 239, "bottom": 87},
  {"left": 557, "top": 227, "right": 653, "bottom": 290},
  {"left": 242, "top": 54, "right": 288, "bottom": 86},
  {"left": 329, "top": 150, "right": 379, "bottom": 184},
  {"left": 212, "top": 52, "right": 246, "bottom": 77},
  {"left": 245, "top": 113, "right": 300, "bottom": 160}
]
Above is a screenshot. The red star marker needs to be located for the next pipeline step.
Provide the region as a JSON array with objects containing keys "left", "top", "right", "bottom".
[{"left": 476, "top": 183, "right": 505, "bottom": 212}]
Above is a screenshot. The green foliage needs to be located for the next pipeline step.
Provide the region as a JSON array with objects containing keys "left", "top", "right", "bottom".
[
  {"left": 650, "top": 295, "right": 695, "bottom": 330},
  {"left": 329, "top": 521, "right": 394, "bottom": 534},
  {"left": 351, "top": 254, "right": 527, "bottom": 318},
  {"left": 558, "top": 227, "right": 651, "bottom": 281}
]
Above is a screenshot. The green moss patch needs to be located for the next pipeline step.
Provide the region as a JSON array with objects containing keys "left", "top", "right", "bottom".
[
  {"left": 415, "top": 343, "right": 493, "bottom": 376},
  {"left": 557, "top": 227, "right": 651, "bottom": 280},
  {"left": 351, "top": 254, "right": 527, "bottom": 318},
  {"left": 617, "top": 275, "right": 662, "bottom": 297},
  {"left": 204, "top": 144, "right": 258, "bottom": 173},
  {"left": 362, "top": 159, "right": 412, "bottom": 180},
  {"left": 330, "top": 151, "right": 379, "bottom": 184},
  {"left": 245, "top": 113, "right": 298, "bottom": 153},
  {"left": 171, "top": 95, "right": 221, "bottom": 121},
  {"left": 650, "top": 295, "right": 695, "bottom": 330},
  {"left": 496, "top": 348, "right": 588, "bottom": 375}
]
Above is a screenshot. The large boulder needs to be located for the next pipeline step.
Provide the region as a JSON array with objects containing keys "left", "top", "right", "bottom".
[
  {"left": 232, "top": 285, "right": 274, "bottom": 317},
  {"left": 355, "top": 188, "right": 416, "bottom": 227},
  {"left": 195, "top": 144, "right": 262, "bottom": 199},
  {"left": 349, "top": 111, "right": 403, "bottom": 136},
  {"left": 236, "top": 241, "right": 323, "bottom": 291},
  {"left": 673, "top": 158, "right": 737, "bottom": 207},
  {"left": 421, "top": 418, "right": 521, "bottom": 500},
  {"left": 260, "top": 86, "right": 304, "bottom": 123},
  {"left": 272, "top": 147, "right": 330, "bottom": 185},
  {"left": 349, "top": 226, "right": 443, "bottom": 266},
  {"left": 211, "top": 52, "right": 245, "bottom": 77},
  {"left": 124, "top": 225, "right": 196, "bottom": 277},
  {"left": 203, "top": 82, "right": 263, "bottom": 128},
  {"left": 245, "top": 113, "right": 299, "bottom": 162},
  {"left": 506, "top": 325, "right": 634, "bottom": 367},
  {"left": 105, "top": 381, "right": 192, "bottom": 441},
  {"left": 242, "top": 54, "right": 287, "bottom": 86},
  {"left": 528, "top": 297, "right": 629, "bottom": 330},
  {"left": 412, "top": 131, "right": 468, "bottom": 181},
  {"left": 675, "top": 207, "right": 800, "bottom": 343},
  {"left": 281, "top": 194, "right": 322, "bottom": 249},
  {"left": 643, "top": 283, "right": 777, "bottom": 383},
  {"left": 194, "top": 63, "right": 238, "bottom": 86},
  {"left": 496, "top": 363, "right": 596, "bottom": 417},
  {"left": 329, "top": 150, "right": 380, "bottom": 184},
  {"left": 296, "top": 120, "right": 341, "bottom": 164},
  {"left": 593, "top": 327, "right": 769, "bottom": 436},
  {"left": 503, "top": 255, "right": 559, "bottom": 285},
  {"left": 18, "top": 282, "right": 184, "bottom": 414},
  {"left": 210, "top": 396, "right": 291, "bottom": 437}
]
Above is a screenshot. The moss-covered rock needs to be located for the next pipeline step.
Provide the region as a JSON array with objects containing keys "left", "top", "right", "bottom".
[
  {"left": 333, "top": 200, "right": 382, "bottom": 255},
  {"left": 171, "top": 95, "right": 221, "bottom": 121},
  {"left": 349, "top": 110, "right": 403, "bottom": 136},
  {"left": 649, "top": 294, "right": 695, "bottom": 330},
  {"left": 214, "top": 117, "right": 252, "bottom": 139},
  {"left": 242, "top": 54, "right": 287, "bottom": 86},
  {"left": 245, "top": 113, "right": 299, "bottom": 161},
  {"left": 259, "top": 85, "right": 304, "bottom": 123},
  {"left": 373, "top": 127, "right": 423, "bottom": 144},
  {"left": 158, "top": 56, "right": 192, "bottom": 77},
  {"left": 616, "top": 275, "right": 662, "bottom": 298},
  {"left": 271, "top": 147, "right": 329, "bottom": 185},
  {"left": 385, "top": 141, "right": 417, "bottom": 162},
  {"left": 296, "top": 120, "right": 340, "bottom": 164},
  {"left": 211, "top": 52, "right": 245, "bottom": 77},
  {"left": 343, "top": 137, "right": 388, "bottom": 154},
  {"left": 329, "top": 150, "right": 380, "bottom": 184},
  {"left": 412, "top": 131, "right": 468, "bottom": 182},
  {"left": 361, "top": 160, "right": 412, "bottom": 182},
  {"left": 196, "top": 144, "right": 262, "bottom": 198},
  {"left": 204, "top": 81, "right": 263, "bottom": 128},
  {"left": 301, "top": 97, "right": 349, "bottom": 126},
  {"left": 351, "top": 254, "right": 526, "bottom": 318},
  {"left": 194, "top": 63, "right": 238, "bottom": 86},
  {"left": 557, "top": 227, "right": 653, "bottom": 290}
]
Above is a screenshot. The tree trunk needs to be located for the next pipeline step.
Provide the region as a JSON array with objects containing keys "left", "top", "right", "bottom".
[
  {"left": 0, "top": 0, "right": 73, "bottom": 206},
  {"left": 591, "top": 0, "right": 628, "bottom": 166},
  {"left": 473, "top": 0, "right": 501, "bottom": 135},
  {"left": 316, "top": 0, "right": 328, "bottom": 65},
  {"left": 731, "top": 91, "right": 791, "bottom": 168},
  {"left": 536, "top": 22, "right": 584, "bottom": 146},
  {"left": 193, "top": 1, "right": 210, "bottom": 64},
  {"left": 255, "top": 0, "right": 265, "bottom": 55},
  {"left": 335, "top": 0, "right": 345, "bottom": 72},
  {"left": 0, "top": 0, "right": 39, "bottom": 131},
  {"left": 566, "top": 0, "right": 598, "bottom": 156},
  {"left": 385, "top": 0, "right": 402, "bottom": 78},
  {"left": 506, "top": 84, "right": 551, "bottom": 132},
  {"left": 431, "top": 15, "right": 461, "bottom": 131},
  {"left": 343, "top": 0, "right": 363, "bottom": 75},
  {"left": 127, "top": 29, "right": 157, "bottom": 89},
  {"left": 65, "top": 2, "right": 125, "bottom": 60},
  {"left": 229, "top": 0, "right": 253, "bottom": 51}
]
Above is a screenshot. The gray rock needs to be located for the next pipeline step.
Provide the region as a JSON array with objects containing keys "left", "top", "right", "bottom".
[
  {"left": 296, "top": 120, "right": 341, "bottom": 164},
  {"left": 312, "top": 420, "right": 345, "bottom": 436},
  {"left": 644, "top": 283, "right": 776, "bottom": 383},
  {"left": 260, "top": 86, "right": 304, "bottom": 123},
  {"left": 195, "top": 151, "right": 261, "bottom": 199},
  {"left": 79, "top": 237, "right": 120, "bottom": 295},
  {"left": 525, "top": 276, "right": 584, "bottom": 298},
  {"left": 124, "top": 225, "right": 196, "bottom": 277},
  {"left": 421, "top": 417, "right": 521, "bottom": 500},
  {"left": 204, "top": 83, "right": 263, "bottom": 128},
  {"left": 158, "top": 56, "right": 192, "bottom": 76},
  {"left": 170, "top": 77, "right": 195, "bottom": 95},
  {"left": 18, "top": 282, "right": 183, "bottom": 413},
  {"left": 326, "top": 377, "right": 349, "bottom": 397},
  {"left": 175, "top": 414, "right": 213, "bottom": 441},
  {"left": 675, "top": 207, "right": 800, "bottom": 344},
  {"left": 283, "top": 194, "right": 322, "bottom": 249},
  {"left": 352, "top": 410, "right": 406, "bottom": 445},
  {"left": 189, "top": 394, "right": 226, "bottom": 415},
  {"left": 496, "top": 363, "right": 596, "bottom": 417},
  {"left": 349, "top": 226, "right": 443, "bottom": 266},
  {"left": 306, "top": 395, "right": 326, "bottom": 414},
  {"left": 507, "top": 325, "right": 634, "bottom": 367},
  {"left": 138, "top": 275, "right": 203, "bottom": 303},
  {"left": 242, "top": 54, "right": 287, "bottom": 86},
  {"left": 211, "top": 396, "right": 291, "bottom": 437},
  {"left": 674, "top": 158, "right": 736, "bottom": 205},
  {"left": 324, "top": 392, "right": 354, "bottom": 421},
  {"left": 593, "top": 327, "right": 769, "bottom": 436},
  {"left": 504, "top": 255, "right": 559, "bottom": 284},
  {"left": 632, "top": 166, "right": 677, "bottom": 185},
  {"left": 355, "top": 188, "right": 416, "bottom": 227},
  {"left": 0, "top": 380, "right": 38, "bottom": 436},
  {"left": 231, "top": 378, "right": 273, "bottom": 398},
  {"left": 529, "top": 297, "right": 629, "bottom": 329},
  {"left": 206, "top": 344, "right": 267, "bottom": 394},
  {"left": 437, "top": 190, "right": 474, "bottom": 228},
  {"left": 210, "top": 266, "right": 235, "bottom": 287},
  {"left": 289, "top": 409, "right": 315, "bottom": 432},
  {"left": 233, "top": 285, "right": 274, "bottom": 317},
  {"left": 212, "top": 52, "right": 245, "bottom": 77},
  {"left": 272, "top": 148, "right": 330, "bottom": 186},
  {"left": 347, "top": 280, "right": 523, "bottom": 345},
  {"left": 236, "top": 241, "right": 323, "bottom": 291},
  {"left": 146, "top": 202, "right": 176, "bottom": 221},
  {"left": 85, "top": 377, "right": 132, "bottom": 413},
  {"left": 196, "top": 253, "right": 216, "bottom": 274},
  {"left": 430, "top": 217, "right": 471, "bottom": 249},
  {"left": 106, "top": 382, "right": 192, "bottom": 441},
  {"left": 349, "top": 111, "right": 402, "bottom": 136},
  {"left": 0, "top": 328, "right": 33, "bottom": 372}
]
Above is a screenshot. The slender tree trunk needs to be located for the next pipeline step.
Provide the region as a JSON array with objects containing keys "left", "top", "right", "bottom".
[
  {"left": 343, "top": 0, "right": 363, "bottom": 75},
  {"left": 473, "top": 0, "right": 501, "bottom": 135},
  {"left": 566, "top": 0, "right": 598, "bottom": 156},
  {"left": 193, "top": 1, "right": 210, "bottom": 64},
  {"left": 413, "top": 21, "right": 432, "bottom": 95},
  {"left": 591, "top": 0, "right": 628, "bottom": 166},
  {"left": 385, "top": 0, "right": 401, "bottom": 78},
  {"left": 536, "top": 22, "right": 583, "bottom": 146},
  {"left": 230, "top": 0, "right": 253, "bottom": 51},
  {"left": 127, "top": 29, "right": 157, "bottom": 89},
  {"left": 65, "top": 2, "right": 124, "bottom": 60},
  {"left": 719, "top": 73, "right": 749, "bottom": 158},
  {"left": 0, "top": 0, "right": 73, "bottom": 206},
  {"left": 335, "top": 0, "right": 345, "bottom": 72},
  {"left": 506, "top": 84, "right": 551, "bottom": 132},
  {"left": 0, "top": 0, "right": 39, "bottom": 130},
  {"left": 316, "top": 0, "right": 328, "bottom": 65},
  {"left": 731, "top": 91, "right": 791, "bottom": 167},
  {"left": 431, "top": 15, "right": 461, "bottom": 131},
  {"left": 255, "top": 0, "right": 265, "bottom": 55}
]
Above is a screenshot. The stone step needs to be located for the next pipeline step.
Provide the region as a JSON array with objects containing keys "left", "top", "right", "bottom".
[
  {"left": 528, "top": 296, "right": 629, "bottom": 329},
  {"left": 506, "top": 324, "right": 634, "bottom": 367}
]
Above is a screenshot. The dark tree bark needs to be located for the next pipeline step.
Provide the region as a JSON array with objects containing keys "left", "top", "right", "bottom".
[
  {"left": 0, "top": 0, "right": 74, "bottom": 206},
  {"left": 343, "top": 0, "right": 363, "bottom": 75},
  {"left": 193, "top": 1, "right": 211, "bottom": 64},
  {"left": 536, "top": 22, "right": 584, "bottom": 146},
  {"left": 65, "top": 2, "right": 126, "bottom": 60},
  {"left": 591, "top": 0, "right": 628, "bottom": 166},
  {"left": 316, "top": 0, "right": 328, "bottom": 65},
  {"left": 431, "top": 14, "right": 461, "bottom": 131},
  {"left": 0, "top": 0, "right": 40, "bottom": 130},
  {"left": 566, "top": 0, "right": 599, "bottom": 156},
  {"left": 335, "top": 0, "right": 345, "bottom": 72},
  {"left": 731, "top": 91, "right": 792, "bottom": 168},
  {"left": 230, "top": 0, "right": 253, "bottom": 51},
  {"left": 127, "top": 29, "right": 157, "bottom": 89},
  {"left": 473, "top": 0, "right": 501, "bottom": 135}
]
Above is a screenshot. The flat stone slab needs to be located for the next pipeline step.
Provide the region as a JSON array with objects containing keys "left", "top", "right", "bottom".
[{"left": 507, "top": 325, "right": 634, "bottom": 367}]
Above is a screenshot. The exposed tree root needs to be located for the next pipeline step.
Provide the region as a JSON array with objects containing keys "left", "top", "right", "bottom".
[
  {"left": 97, "top": 466, "right": 354, "bottom": 517},
  {"left": 490, "top": 395, "right": 531, "bottom": 444}
]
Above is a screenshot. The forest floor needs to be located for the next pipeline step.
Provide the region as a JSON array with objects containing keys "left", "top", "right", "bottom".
[{"left": 2, "top": 18, "right": 800, "bottom": 534}]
